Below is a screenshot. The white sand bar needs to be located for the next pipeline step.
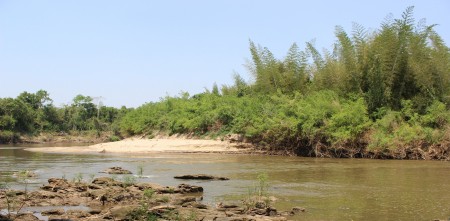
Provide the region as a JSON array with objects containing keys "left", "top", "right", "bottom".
[{"left": 25, "top": 138, "right": 244, "bottom": 154}]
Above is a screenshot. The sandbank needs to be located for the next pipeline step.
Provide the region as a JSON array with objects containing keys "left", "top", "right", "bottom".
[{"left": 25, "top": 137, "right": 246, "bottom": 154}]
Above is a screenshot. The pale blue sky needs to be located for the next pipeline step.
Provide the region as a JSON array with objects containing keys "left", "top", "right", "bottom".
[{"left": 1, "top": 1, "right": 449, "bottom": 107}]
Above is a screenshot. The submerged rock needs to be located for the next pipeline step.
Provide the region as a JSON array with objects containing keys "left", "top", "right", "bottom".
[
  {"left": 290, "top": 206, "right": 306, "bottom": 214},
  {"left": 174, "top": 174, "right": 230, "bottom": 180},
  {"left": 100, "top": 167, "right": 132, "bottom": 174},
  {"left": 13, "top": 170, "right": 37, "bottom": 178}
]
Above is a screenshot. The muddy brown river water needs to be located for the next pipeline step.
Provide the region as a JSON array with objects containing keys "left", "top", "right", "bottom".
[{"left": 1, "top": 144, "right": 449, "bottom": 221}]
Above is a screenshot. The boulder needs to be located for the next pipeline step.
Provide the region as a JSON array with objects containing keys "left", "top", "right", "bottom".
[
  {"left": 174, "top": 196, "right": 196, "bottom": 205},
  {"left": 86, "top": 189, "right": 107, "bottom": 199},
  {"left": 290, "top": 206, "right": 306, "bottom": 215},
  {"left": 29, "top": 190, "right": 61, "bottom": 199},
  {"left": 174, "top": 174, "right": 229, "bottom": 181},
  {"left": 11, "top": 213, "right": 40, "bottom": 221},
  {"left": 41, "top": 178, "right": 70, "bottom": 192},
  {"left": 87, "top": 184, "right": 103, "bottom": 189},
  {"left": 149, "top": 205, "right": 176, "bottom": 215},
  {"left": 182, "top": 202, "right": 208, "bottom": 209},
  {"left": 92, "top": 177, "right": 121, "bottom": 186},
  {"left": 66, "top": 210, "right": 90, "bottom": 218},
  {"left": 109, "top": 205, "right": 139, "bottom": 220},
  {"left": 100, "top": 167, "right": 132, "bottom": 174},
  {"left": 266, "top": 207, "right": 278, "bottom": 216},
  {"left": 42, "top": 209, "right": 65, "bottom": 216},
  {"left": 177, "top": 183, "right": 203, "bottom": 193},
  {"left": 48, "top": 178, "right": 68, "bottom": 185},
  {"left": 219, "top": 203, "right": 240, "bottom": 209}
]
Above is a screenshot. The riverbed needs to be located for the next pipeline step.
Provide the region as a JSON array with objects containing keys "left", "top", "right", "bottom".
[{"left": 1, "top": 144, "right": 449, "bottom": 221}]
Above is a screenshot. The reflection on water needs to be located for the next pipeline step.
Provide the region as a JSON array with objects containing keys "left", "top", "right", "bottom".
[{"left": 1, "top": 144, "right": 449, "bottom": 221}]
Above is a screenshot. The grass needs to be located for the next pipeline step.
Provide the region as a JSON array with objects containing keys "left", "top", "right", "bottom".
[
  {"left": 122, "top": 175, "right": 136, "bottom": 187},
  {"left": 89, "top": 174, "right": 96, "bottom": 182},
  {"left": 137, "top": 164, "right": 144, "bottom": 178},
  {"left": 1, "top": 173, "right": 27, "bottom": 219},
  {"left": 242, "top": 172, "right": 271, "bottom": 211},
  {"left": 73, "top": 173, "right": 83, "bottom": 183}
]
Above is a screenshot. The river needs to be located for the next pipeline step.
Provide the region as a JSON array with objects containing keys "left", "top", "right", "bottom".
[{"left": 1, "top": 144, "right": 449, "bottom": 221}]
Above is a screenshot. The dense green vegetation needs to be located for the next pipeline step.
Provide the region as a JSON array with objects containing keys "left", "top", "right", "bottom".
[
  {"left": 0, "top": 90, "right": 128, "bottom": 143},
  {"left": 120, "top": 7, "right": 450, "bottom": 159},
  {"left": 1, "top": 7, "right": 449, "bottom": 159}
]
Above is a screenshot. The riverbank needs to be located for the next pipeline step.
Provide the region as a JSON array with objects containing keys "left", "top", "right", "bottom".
[
  {"left": 24, "top": 136, "right": 253, "bottom": 154},
  {"left": 21, "top": 134, "right": 450, "bottom": 160},
  {"left": 17, "top": 131, "right": 116, "bottom": 145}
]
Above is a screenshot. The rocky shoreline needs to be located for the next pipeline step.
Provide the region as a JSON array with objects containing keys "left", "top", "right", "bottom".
[{"left": 0, "top": 171, "right": 302, "bottom": 221}]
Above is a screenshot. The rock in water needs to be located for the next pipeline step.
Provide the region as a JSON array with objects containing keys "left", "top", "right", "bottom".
[
  {"left": 100, "top": 167, "right": 132, "bottom": 174},
  {"left": 41, "top": 209, "right": 64, "bottom": 216},
  {"left": 291, "top": 206, "right": 306, "bottom": 214},
  {"left": 177, "top": 183, "right": 204, "bottom": 193},
  {"left": 174, "top": 174, "right": 229, "bottom": 180}
]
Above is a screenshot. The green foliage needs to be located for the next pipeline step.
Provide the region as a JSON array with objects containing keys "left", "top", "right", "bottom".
[
  {"left": 73, "top": 173, "right": 83, "bottom": 183},
  {"left": 122, "top": 175, "right": 136, "bottom": 187},
  {"left": 0, "top": 130, "right": 19, "bottom": 143},
  {"left": 247, "top": 40, "right": 309, "bottom": 95},
  {"left": 368, "top": 99, "right": 450, "bottom": 151},
  {"left": 0, "top": 97, "right": 34, "bottom": 133},
  {"left": 243, "top": 172, "right": 271, "bottom": 211},
  {"left": 143, "top": 189, "right": 154, "bottom": 200},
  {"left": 137, "top": 165, "right": 144, "bottom": 178},
  {"left": 109, "top": 135, "right": 121, "bottom": 142},
  {"left": 421, "top": 101, "right": 450, "bottom": 128},
  {"left": 0, "top": 90, "right": 129, "bottom": 143},
  {"left": 325, "top": 98, "right": 371, "bottom": 144},
  {"left": 1, "top": 174, "right": 27, "bottom": 218},
  {"left": 296, "top": 91, "right": 340, "bottom": 141}
]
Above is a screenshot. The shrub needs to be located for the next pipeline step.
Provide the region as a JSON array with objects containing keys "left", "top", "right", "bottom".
[
  {"left": 242, "top": 172, "right": 271, "bottom": 211},
  {"left": 325, "top": 98, "right": 371, "bottom": 145},
  {"left": 0, "top": 130, "right": 19, "bottom": 143},
  {"left": 421, "top": 101, "right": 450, "bottom": 128},
  {"left": 109, "top": 135, "right": 121, "bottom": 142}
]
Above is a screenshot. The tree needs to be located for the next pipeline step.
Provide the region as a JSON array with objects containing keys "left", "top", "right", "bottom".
[
  {"left": 0, "top": 98, "right": 34, "bottom": 132},
  {"left": 69, "top": 95, "right": 97, "bottom": 130},
  {"left": 17, "top": 90, "right": 55, "bottom": 131},
  {"left": 211, "top": 82, "right": 220, "bottom": 96}
]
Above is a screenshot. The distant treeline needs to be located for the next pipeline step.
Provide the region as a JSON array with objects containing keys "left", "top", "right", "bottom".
[
  {"left": 2, "top": 7, "right": 450, "bottom": 159},
  {"left": 0, "top": 90, "right": 129, "bottom": 143}
]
